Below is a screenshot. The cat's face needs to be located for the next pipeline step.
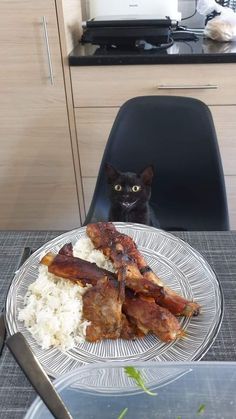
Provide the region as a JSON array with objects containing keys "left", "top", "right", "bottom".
[{"left": 105, "top": 164, "right": 154, "bottom": 209}]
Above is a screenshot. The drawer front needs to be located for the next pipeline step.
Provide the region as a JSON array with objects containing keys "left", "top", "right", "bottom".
[
  {"left": 71, "top": 64, "right": 236, "bottom": 107},
  {"left": 75, "top": 106, "right": 236, "bottom": 177},
  {"left": 83, "top": 176, "right": 236, "bottom": 229}
]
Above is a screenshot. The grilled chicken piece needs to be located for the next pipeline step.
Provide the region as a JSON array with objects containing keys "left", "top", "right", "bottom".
[
  {"left": 86, "top": 222, "right": 200, "bottom": 317},
  {"left": 83, "top": 275, "right": 125, "bottom": 342},
  {"left": 123, "top": 291, "right": 183, "bottom": 343},
  {"left": 42, "top": 247, "right": 128, "bottom": 342},
  {"left": 120, "top": 314, "right": 146, "bottom": 340},
  {"left": 40, "top": 249, "right": 163, "bottom": 299},
  {"left": 58, "top": 242, "right": 73, "bottom": 257},
  {"left": 40, "top": 250, "right": 116, "bottom": 287},
  {"left": 86, "top": 223, "right": 164, "bottom": 300},
  {"left": 41, "top": 243, "right": 184, "bottom": 343},
  {"left": 134, "top": 256, "right": 200, "bottom": 316},
  {"left": 145, "top": 276, "right": 200, "bottom": 317}
]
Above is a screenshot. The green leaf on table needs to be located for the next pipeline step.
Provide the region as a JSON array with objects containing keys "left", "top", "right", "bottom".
[
  {"left": 197, "top": 404, "right": 206, "bottom": 414},
  {"left": 117, "top": 407, "right": 128, "bottom": 419},
  {"left": 124, "top": 366, "right": 157, "bottom": 396}
]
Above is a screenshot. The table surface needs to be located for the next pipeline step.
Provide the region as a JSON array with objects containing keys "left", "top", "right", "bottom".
[{"left": 0, "top": 230, "right": 236, "bottom": 419}]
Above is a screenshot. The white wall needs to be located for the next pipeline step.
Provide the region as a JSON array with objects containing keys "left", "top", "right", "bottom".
[
  {"left": 179, "top": 0, "right": 205, "bottom": 28},
  {"left": 81, "top": 0, "right": 206, "bottom": 28}
]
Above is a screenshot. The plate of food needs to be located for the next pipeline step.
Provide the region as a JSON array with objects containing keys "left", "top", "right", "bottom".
[{"left": 5, "top": 222, "right": 223, "bottom": 379}]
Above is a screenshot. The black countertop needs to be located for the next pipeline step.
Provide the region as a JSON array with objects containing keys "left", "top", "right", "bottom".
[{"left": 69, "top": 33, "right": 236, "bottom": 66}]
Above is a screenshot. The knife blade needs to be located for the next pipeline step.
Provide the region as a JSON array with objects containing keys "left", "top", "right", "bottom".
[
  {"left": 0, "top": 313, "right": 6, "bottom": 356},
  {"left": 6, "top": 332, "right": 73, "bottom": 419},
  {"left": 0, "top": 246, "right": 33, "bottom": 355}
]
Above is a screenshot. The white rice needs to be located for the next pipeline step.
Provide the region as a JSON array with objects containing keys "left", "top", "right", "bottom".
[
  {"left": 73, "top": 237, "right": 115, "bottom": 272},
  {"left": 18, "top": 237, "right": 114, "bottom": 351}
]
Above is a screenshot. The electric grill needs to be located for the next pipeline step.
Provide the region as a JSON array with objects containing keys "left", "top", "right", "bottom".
[{"left": 81, "top": 1, "right": 181, "bottom": 50}]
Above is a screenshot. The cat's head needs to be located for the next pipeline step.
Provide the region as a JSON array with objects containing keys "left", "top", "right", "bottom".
[{"left": 105, "top": 163, "right": 154, "bottom": 209}]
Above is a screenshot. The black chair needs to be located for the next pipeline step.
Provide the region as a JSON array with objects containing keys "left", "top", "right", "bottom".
[{"left": 84, "top": 96, "right": 229, "bottom": 231}]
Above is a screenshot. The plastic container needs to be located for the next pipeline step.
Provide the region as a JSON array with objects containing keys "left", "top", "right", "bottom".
[{"left": 25, "top": 361, "right": 236, "bottom": 419}]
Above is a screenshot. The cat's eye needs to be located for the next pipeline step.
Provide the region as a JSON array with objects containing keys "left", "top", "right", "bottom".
[
  {"left": 132, "top": 185, "right": 141, "bottom": 192},
  {"left": 114, "top": 184, "right": 122, "bottom": 191}
]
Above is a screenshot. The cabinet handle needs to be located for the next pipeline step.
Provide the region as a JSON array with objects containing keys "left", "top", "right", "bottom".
[
  {"left": 157, "top": 84, "right": 218, "bottom": 90},
  {"left": 42, "top": 16, "right": 54, "bottom": 85}
]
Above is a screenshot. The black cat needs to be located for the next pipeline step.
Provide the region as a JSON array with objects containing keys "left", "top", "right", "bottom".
[{"left": 105, "top": 163, "right": 159, "bottom": 226}]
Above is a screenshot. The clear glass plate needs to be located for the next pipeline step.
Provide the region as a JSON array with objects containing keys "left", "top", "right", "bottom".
[
  {"left": 5, "top": 223, "right": 223, "bottom": 379},
  {"left": 25, "top": 361, "right": 236, "bottom": 419}
]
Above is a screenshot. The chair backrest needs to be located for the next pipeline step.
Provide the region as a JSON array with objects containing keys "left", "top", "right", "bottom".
[{"left": 84, "top": 96, "right": 229, "bottom": 231}]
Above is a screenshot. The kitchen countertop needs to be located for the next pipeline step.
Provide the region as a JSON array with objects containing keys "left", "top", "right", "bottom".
[{"left": 69, "top": 33, "right": 236, "bottom": 66}]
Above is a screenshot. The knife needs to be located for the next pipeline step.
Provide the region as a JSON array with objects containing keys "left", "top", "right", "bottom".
[
  {"left": 6, "top": 332, "right": 73, "bottom": 419},
  {"left": 0, "top": 247, "right": 33, "bottom": 356},
  {"left": 0, "top": 313, "right": 5, "bottom": 357}
]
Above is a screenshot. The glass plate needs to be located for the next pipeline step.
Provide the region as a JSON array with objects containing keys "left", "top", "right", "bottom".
[
  {"left": 25, "top": 361, "right": 236, "bottom": 419},
  {"left": 5, "top": 223, "right": 223, "bottom": 378}
]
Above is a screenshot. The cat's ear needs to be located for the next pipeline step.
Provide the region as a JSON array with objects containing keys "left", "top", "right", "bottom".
[
  {"left": 105, "top": 163, "right": 120, "bottom": 183},
  {"left": 140, "top": 165, "right": 154, "bottom": 185}
]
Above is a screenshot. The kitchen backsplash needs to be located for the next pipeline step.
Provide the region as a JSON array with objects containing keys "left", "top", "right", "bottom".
[
  {"left": 81, "top": 1, "right": 205, "bottom": 28},
  {"left": 179, "top": 0, "right": 205, "bottom": 28}
]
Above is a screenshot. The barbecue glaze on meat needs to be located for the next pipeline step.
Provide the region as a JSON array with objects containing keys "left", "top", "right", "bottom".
[
  {"left": 86, "top": 222, "right": 200, "bottom": 317},
  {"left": 123, "top": 291, "right": 183, "bottom": 342},
  {"left": 40, "top": 222, "right": 200, "bottom": 344},
  {"left": 40, "top": 250, "right": 116, "bottom": 287},
  {"left": 82, "top": 277, "right": 124, "bottom": 342}
]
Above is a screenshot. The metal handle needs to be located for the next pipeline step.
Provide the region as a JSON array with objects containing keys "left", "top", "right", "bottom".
[
  {"left": 157, "top": 84, "right": 218, "bottom": 90},
  {"left": 7, "top": 333, "right": 72, "bottom": 419},
  {"left": 42, "top": 16, "right": 54, "bottom": 85}
]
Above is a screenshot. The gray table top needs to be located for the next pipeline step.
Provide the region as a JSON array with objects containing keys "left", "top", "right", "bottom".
[{"left": 0, "top": 230, "right": 236, "bottom": 419}]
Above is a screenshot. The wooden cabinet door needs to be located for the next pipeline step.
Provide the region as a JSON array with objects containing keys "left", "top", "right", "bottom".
[{"left": 0, "top": 0, "right": 81, "bottom": 229}]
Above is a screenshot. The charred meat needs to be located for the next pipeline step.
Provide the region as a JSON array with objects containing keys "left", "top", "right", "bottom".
[{"left": 86, "top": 222, "right": 200, "bottom": 317}]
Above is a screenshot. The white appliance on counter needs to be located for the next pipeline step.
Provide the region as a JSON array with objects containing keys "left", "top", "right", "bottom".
[
  {"left": 82, "top": 0, "right": 181, "bottom": 50},
  {"left": 87, "top": 0, "right": 182, "bottom": 22}
]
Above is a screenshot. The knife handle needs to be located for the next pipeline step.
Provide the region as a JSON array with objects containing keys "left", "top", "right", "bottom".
[{"left": 6, "top": 332, "right": 72, "bottom": 419}]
